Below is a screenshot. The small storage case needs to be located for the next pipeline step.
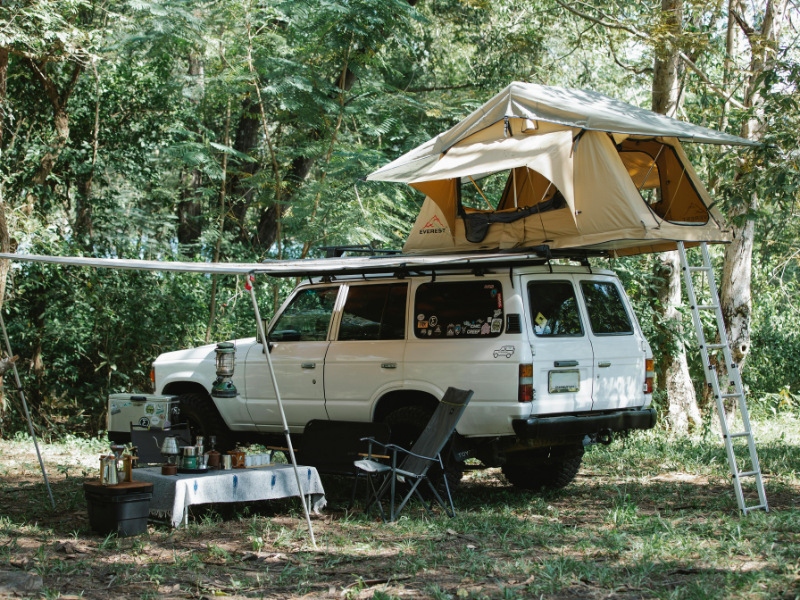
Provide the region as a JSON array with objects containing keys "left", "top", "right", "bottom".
[
  {"left": 83, "top": 481, "right": 154, "bottom": 537},
  {"left": 107, "top": 394, "right": 179, "bottom": 444}
]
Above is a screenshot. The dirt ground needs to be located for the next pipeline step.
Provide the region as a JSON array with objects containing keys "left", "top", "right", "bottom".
[{"left": 1, "top": 419, "right": 799, "bottom": 600}]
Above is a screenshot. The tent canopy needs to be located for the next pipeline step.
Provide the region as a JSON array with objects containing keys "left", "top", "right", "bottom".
[{"left": 367, "top": 82, "right": 752, "bottom": 257}]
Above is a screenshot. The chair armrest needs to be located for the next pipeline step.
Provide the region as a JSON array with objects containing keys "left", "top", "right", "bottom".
[
  {"left": 359, "top": 437, "right": 390, "bottom": 449},
  {"left": 358, "top": 453, "right": 390, "bottom": 459},
  {"left": 383, "top": 443, "right": 438, "bottom": 463}
]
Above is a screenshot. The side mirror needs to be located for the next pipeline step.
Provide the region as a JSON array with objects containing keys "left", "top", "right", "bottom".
[{"left": 255, "top": 318, "right": 271, "bottom": 344}]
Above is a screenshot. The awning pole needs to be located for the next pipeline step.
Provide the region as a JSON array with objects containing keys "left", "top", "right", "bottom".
[
  {"left": 0, "top": 311, "right": 55, "bottom": 510},
  {"left": 246, "top": 274, "right": 317, "bottom": 549}
]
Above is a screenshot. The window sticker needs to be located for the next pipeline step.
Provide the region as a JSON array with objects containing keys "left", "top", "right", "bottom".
[
  {"left": 535, "top": 312, "right": 548, "bottom": 327},
  {"left": 414, "top": 280, "right": 504, "bottom": 339}
]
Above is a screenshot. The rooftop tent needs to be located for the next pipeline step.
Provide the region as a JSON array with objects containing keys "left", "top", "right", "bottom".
[{"left": 366, "top": 82, "right": 758, "bottom": 256}]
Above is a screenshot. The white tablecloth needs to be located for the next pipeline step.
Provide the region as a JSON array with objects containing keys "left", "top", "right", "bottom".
[{"left": 133, "top": 465, "right": 326, "bottom": 527}]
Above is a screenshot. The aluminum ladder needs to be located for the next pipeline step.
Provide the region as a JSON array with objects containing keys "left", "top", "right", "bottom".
[{"left": 676, "top": 241, "right": 768, "bottom": 515}]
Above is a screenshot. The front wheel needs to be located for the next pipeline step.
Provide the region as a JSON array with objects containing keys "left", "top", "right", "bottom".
[{"left": 177, "top": 392, "right": 235, "bottom": 452}]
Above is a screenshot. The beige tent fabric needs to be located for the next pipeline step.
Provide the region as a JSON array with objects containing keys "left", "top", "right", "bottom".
[{"left": 378, "top": 84, "right": 738, "bottom": 256}]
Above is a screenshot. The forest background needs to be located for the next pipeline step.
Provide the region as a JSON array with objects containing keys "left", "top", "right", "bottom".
[{"left": 0, "top": 0, "right": 798, "bottom": 439}]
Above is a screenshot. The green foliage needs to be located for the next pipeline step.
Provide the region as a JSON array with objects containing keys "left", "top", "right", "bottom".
[{"left": 0, "top": 0, "right": 798, "bottom": 435}]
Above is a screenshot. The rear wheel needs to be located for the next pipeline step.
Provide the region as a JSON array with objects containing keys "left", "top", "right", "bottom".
[
  {"left": 177, "top": 392, "right": 235, "bottom": 452},
  {"left": 502, "top": 445, "right": 584, "bottom": 491},
  {"left": 383, "top": 405, "right": 464, "bottom": 496}
]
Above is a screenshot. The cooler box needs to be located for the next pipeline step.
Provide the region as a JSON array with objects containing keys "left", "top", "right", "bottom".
[{"left": 107, "top": 394, "right": 179, "bottom": 444}]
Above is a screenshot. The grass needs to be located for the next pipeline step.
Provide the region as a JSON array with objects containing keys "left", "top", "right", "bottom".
[{"left": 0, "top": 413, "right": 798, "bottom": 599}]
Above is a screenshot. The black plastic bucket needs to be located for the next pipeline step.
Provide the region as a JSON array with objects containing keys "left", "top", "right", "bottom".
[{"left": 84, "top": 490, "right": 153, "bottom": 537}]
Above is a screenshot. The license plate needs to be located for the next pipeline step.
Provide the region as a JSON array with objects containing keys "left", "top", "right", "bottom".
[{"left": 548, "top": 370, "right": 580, "bottom": 393}]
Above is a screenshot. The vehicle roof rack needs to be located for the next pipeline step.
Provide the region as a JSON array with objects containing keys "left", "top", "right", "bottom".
[{"left": 318, "top": 244, "right": 402, "bottom": 258}]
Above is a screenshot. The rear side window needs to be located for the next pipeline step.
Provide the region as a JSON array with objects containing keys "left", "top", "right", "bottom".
[
  {"left": 414, "top": 280, "right": 504, "bottom": 339},
  {"left": 528, "top": 281, "right": 583, "bottom": 337},
  {"left": 338, "top": 283, "right": 408, "bottom": 341},
  {"left": 269, "top": 287, "right": 339, "bottom": 341},
  {"left": 580, "top": 281, "right": 633, "bottom": 335}
]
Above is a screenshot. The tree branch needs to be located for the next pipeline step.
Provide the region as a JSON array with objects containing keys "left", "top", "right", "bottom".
[
  {"left": 553, "top": 0, "right": 647, "bottom": 39},
  {"left": 731, "top": 9, "right": 755, "bottom": 38},
  {"left": 61, "top": 61, "right": 84, "bottom": 106},
  {"left": 23, "top": 58, "right": 61, "bottom": 110},
  {"left": 678, "top": 51, "right": 746, "bottom": 109}
]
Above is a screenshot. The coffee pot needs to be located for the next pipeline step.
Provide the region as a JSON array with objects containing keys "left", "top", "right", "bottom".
[{"left": 156, "top": 435, "right": 181, "bottom": 456}]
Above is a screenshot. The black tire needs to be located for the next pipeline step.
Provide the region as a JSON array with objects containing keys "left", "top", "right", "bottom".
[
  {"left": 502, "top": 446, "right": 584, "bottom": 491},
  {"left": 177, "top": 393, "right": 235, "bottom": 453},
  {"left": 383, "top": 405, "right": 464, "bottom": 496}
]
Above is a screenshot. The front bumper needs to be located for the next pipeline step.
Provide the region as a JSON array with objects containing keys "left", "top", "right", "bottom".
[{"left": 512, "top": 408, "right": 657, "bottom": 439}]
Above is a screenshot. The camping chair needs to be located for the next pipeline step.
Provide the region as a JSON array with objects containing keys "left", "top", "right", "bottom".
[
  {"left": 354, "top": 387, "right": 473, "bottom": 522},
  {"left": 130, "top": 423, "right": 192, "bottom": 465}
]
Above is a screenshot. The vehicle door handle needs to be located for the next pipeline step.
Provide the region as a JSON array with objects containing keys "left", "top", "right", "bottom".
[
  {"left": 381, "top": 363, "right": 397, "bottom": 369},
  {"left": 598, "top": 362, "right": 612, "bottom": 368},
  {"left": 554, "top": 361, "right": 578, "bottom": 368},
  {"left": 301, "top": 363, "right": 316, "bottom": 369}
]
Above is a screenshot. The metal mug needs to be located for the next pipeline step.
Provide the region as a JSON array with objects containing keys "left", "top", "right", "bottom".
[
  {"left": 222, "top": 455, "right": 232, "bottom": 470},
  {"left": 100, "top": 456, "right": 118, "bottom": 486}
]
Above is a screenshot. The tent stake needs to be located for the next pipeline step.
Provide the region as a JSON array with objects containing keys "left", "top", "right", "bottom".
[
  {"left": 246, "top": 274, "right": 318, "bottom": 550},
  {"left": 0, "top": 311, "right": 55, "bottom": 510}
]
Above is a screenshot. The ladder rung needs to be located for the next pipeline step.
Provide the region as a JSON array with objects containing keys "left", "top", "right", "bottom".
[
  {"left": 695, "top": 304, "right": 719, "bottom": 310},
  {"left": 721, "top": 392, "right": 742, "bottom": 398},
  {"left": 743, "top": 504, "right": 768, "bottom": 512},
  {"left": 706, "top": 343, "right": 726, "bottom": 349},
  {"left": 736, "top": 470, "right": 759, "bottom": 478},
  {"left": 688, "top": 266, "right": 711, "bottom": 272},
  {"left": 727, "top": 432, "right": 751, "bottom": 439}
]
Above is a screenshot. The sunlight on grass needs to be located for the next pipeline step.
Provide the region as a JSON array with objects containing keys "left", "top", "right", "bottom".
[{"left": 0, "top": 414, "right": 797, "bottom": 598}]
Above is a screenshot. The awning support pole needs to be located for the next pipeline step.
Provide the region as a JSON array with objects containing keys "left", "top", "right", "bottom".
[
  {"left": 0, "top": 311, "right": 55, "bottom": 510},
  {"left": 246, "top": 274, "right": 317, "bottom": 549}
]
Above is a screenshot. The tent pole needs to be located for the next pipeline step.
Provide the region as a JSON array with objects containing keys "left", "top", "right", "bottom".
[
  {"left": 0, "top": 311, "right": 55, "bottom": 510},
  {"left": 246, "top": 274, "right": 317, "bottom": 550}
]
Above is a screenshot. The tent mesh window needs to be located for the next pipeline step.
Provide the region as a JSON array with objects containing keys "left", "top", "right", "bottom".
[
  {"left": 457, "top": 168, "right": 569, "bottom": 243},
  {"left": 617, "top": 139, "right": 710, "bottom": 225}
]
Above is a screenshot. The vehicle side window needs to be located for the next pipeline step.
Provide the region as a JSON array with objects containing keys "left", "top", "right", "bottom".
[
  {"left": 338, "top": 284, "right": 408, "bottom": 341},
  {"left": 580, "top": 281, "right": 633, "bottom": 335},
  {"left": 269, "top": 287, "right": 339, "bottom": 342},
  {"left": 528, "top": 281, "right": 583, "bottom": 337},
  {"left": 414, "top": 280, "right": 504, "bottom": 339}
]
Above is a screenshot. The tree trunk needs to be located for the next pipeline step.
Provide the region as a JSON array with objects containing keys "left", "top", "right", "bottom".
[
  {"left": 654, "top": 252, "right": 702, "bottom": 430},
  {"left": 718, "top": 0, "right": 787, "bottom": 417},
  {"left": 227, "top": 98, "right": 262, "bottom": 242},
  {"left": 24, "top": 60, "right": 82, "bottom": 187},
  {"left": 0, "top": 46, "right": 9, "bottom": 434},
  {"left": 75, "top": 59, "right": 100, "bottom": 244},
  {"left": 650, "top": 0, "right": 701, "bottom": 433},
  {"left": 177, "top": 55, "right": 205, "bottom": 247}
]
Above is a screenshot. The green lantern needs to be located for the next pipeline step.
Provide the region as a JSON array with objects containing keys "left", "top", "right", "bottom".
[{"left": 211, "top": 342, "right": 238, "bottom": 398}]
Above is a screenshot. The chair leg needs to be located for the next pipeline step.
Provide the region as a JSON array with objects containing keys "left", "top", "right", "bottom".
[
  {"left": 440, "top": 461, "right": 456, "bottom": 518},
  {"left": 366, "top": 473, "right": 387, "bottom": 522},
  {"left": 348, "top": 472, "right": 361, "bottom": 510},
  {"left": 425, "top": 479, "right": 455, "bottom": 518},
  {"left": 392, "top": 478, "right": 425, "bottom": 520}
]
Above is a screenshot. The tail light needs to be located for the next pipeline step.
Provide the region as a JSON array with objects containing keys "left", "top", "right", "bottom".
[
  {"left": 644, "top": 358, "right": 654, "bottom": 394},
  {"left": 518, "top": 364, "right": 533, "bottom": 402},
  {"left": 150, "top": 367, "right": 156, "bottom": 390}
]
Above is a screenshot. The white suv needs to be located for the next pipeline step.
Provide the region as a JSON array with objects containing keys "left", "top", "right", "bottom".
[{"left": 110, "top": 262, "right": 655, "bottom": 490}]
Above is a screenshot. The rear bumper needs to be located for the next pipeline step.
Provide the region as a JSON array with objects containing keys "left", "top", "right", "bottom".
[{"left": 512, "top": 408, "right": 657, "bottom": 439}]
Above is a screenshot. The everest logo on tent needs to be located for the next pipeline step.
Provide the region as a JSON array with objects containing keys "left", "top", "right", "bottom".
[{"left": 420, "top": 215, "right": 446, "bottom": 235}]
